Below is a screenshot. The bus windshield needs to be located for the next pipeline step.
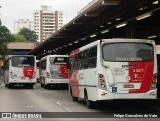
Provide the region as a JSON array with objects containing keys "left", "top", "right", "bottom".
[
  {"left": 50, "top": 57, "right": 69, "bottom": 64},
  {"left": 12, "top": 56, "right": 35, "bottom": 67},
  {"left": 102, "top": 43, "right": 154, "bottom": 62}
]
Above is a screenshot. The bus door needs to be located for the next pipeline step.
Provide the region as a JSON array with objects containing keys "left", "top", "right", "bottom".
[{"left": 102, "top": 43, "right": 155, "bottom": 94}]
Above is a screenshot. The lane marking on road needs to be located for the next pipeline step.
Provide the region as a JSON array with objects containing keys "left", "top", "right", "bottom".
[
  {"left": 18, "top": 105, "right": 37, "bottom": 108},
  {"left": 56, "top": 102, "right": 62, "bottom": 106},
  {"left": 48, "top": 97, "right": 56, "bottom": 101},
  {"left": 48, "top": 97, "right": 62, "bottom": 106},
  {"left": 48, "top": 97, "right": 73, "bottom": 112},
  {"left": 26, "top": 105, "right": 36, "bottom": 108},
  {"left": 65, "top": 108, "right": 72, "bottom": 112}
]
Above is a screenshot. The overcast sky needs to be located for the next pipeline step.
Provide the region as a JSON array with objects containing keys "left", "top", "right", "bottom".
[{"left": 0, "top": 0, "right": 92, "bottom": 33}]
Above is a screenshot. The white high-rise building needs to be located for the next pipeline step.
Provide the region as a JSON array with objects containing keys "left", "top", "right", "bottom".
[
  {"left": 34, "top": 5, "right": 63, "bottom": 43},
  {"left": 14, "top": 19, "right": 34, "bottom": 34}
]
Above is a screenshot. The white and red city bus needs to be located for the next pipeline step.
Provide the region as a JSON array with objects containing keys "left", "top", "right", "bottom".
[
  {"left": 3, "top": 55, "right": 37, "bottom": 88},
  {"left": 69, "top": 39, "right": 157, "bottom": 108},
  {"left": 39, "top": 55, "right": 69, "bottom": 89}
]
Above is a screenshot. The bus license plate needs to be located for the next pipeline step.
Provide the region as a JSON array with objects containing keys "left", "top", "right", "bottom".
[
  {"left": 21, "top": 77, "right": 26, "bottom": 80},
  {"left": 123, "top": 84, "right": 134, "bottom": 88}
]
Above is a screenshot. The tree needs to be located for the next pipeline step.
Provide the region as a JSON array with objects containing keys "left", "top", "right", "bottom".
[
  {"left": 0, "top": 25, "right": 15, "bottom": 55},
  {"left": 18, "top": 28, "right": 38, "bottom": 42},
  {"left": 13, "top": 34, "right": 28, "bottom": 42}
]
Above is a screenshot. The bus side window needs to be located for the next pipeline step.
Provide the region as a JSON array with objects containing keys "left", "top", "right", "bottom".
[
  {"left": 41, "top": 60, "right": 46, "bottom": 69},
  {"left": 49, "top": 57, "right": 55, "bottom": 65},
  {"left": 78, "top": 52, "right": 83, "bottom": 70},
  {"left": 69, "top": 59, "right": 73, "bottom": 77},
  {"left": 83, "top": 49, "right": 89, "bottom": 69},
  {"left": 39, "top": 62, "right": 41, "bottom": 69},
  {"left": 74, "top": 54, "right": 78, "bottom": 71},
  {"left": 89, "top": 46, "right": 97, "bottom": 68}
]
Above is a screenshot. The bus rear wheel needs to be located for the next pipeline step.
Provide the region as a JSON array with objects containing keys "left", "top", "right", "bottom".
[
  {"left": 8, "top": 84, "right": 13, "bottom": 89},
  {"left": 44, "top": 84, "right": 49, "bottom": 89},
  {"left": 41, "top": 84, "right": 44, "bottom": 87},
  {"left": 28, "top": 85, "right": 33, "bottom": 89},
  {"left": 85, "top": 92, "right": 94, "bottom": 109},
  {"left": 72, "top": 96, "right": 78, "bottom": 101},
  {"left": 70, "top": 88, "right": 78, "bottom": 101}
]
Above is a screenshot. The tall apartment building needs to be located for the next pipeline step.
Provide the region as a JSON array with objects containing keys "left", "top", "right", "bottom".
[
  {"left": 34, "top": 5, "right": 63, "bottom": 43},
  {"left": 14, "top": 19, "right": 34, "bottom": 34}
]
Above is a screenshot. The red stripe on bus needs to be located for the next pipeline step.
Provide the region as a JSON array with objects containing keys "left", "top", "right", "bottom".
[
  {"left": 70, "top": 49, "right": 80, "bottom": 59},
  {"left": 23, "top": 67, "right": 35, "bottom": 79},
  {"left": 60, "top": 64, "right": 68, "bottom": 78},
  {"left": 69, "top": 71, "right": 79, "bottom": 97},
  {"left": 128, "top": 61, "right": 154, "bottom": 93}
]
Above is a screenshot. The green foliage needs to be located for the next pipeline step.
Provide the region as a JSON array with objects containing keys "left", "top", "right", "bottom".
[
  {"left": 0, "top": 25, "right": 15, "bottom": 56},
  {"left": 0, "top": 25, "right": 15, "bottom": 43},
  {"left": 0, "top": 43, "right": 9, "bottom": 55},
  {"left": 13, "top": 34, "right": 28, "bottom": 42},
  {"left": 18, "top": 28, "right": 38, "bottom": 42}
]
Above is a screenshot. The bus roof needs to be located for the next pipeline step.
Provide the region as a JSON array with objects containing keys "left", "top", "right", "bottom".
[
  {"left": 4, "top": 55, "right": 35, "bottom": 60},
  {"left": 40, "top": 54, "right": 69, "bottom": 61},
  {"left": 70, "top": 38, "right": 155, "bottom": 56},
  {"left": 70, "top": 40, "right": 100, "bottom": 57},
  {"left": 101, "top": 38, "right": 154, "bottom": 43}
]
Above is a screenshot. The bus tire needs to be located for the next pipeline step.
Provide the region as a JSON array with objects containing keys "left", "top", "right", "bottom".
[
  {"left": 44, "top": 84, "right": 48, "bottom": 89},
  {"left": 41, "top": 84, "right": 44, "bottom": 87},
  {"left": 85, "top": 91, "right": 94, "bottom": 109},
  {"left": 70, "top": 88, "right": 78, "bottom": 101},
  {"left": 5, "top": 84, "right": 8, "bottom": 87},
  {"left": 8, "top": 84, "right": 13, "bottom": 89},
  {"left": 28, "top": 85, "right": 33, "bottom": 89},
  {"left": 72, "top": 96, "right": 78, "bottom": 101}
]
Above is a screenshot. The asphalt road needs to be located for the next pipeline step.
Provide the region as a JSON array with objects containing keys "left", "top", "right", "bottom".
[{"left": 0, "top": 82, "right": 160, "bottom": 121}]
